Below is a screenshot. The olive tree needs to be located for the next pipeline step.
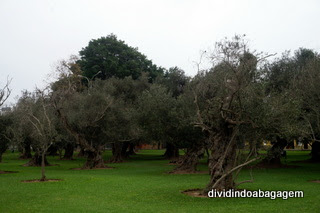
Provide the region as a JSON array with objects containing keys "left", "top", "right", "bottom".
[
  {"left": 293, "top": 50, "right": 320, "bottom": 161},
  {"left": 16, "top": 89, "right": 58, "bottom": 181},
  {"left": 192, "top": 35, "right": 270, "bottom": 192},
  {"left": 105, "top": 75, "right": 150, "bottom": 163},
  {"left": 53, "top": 80, "right": 114, "bottom": 169},
  {"left": 137, "top": 84, "right": 181, "bottom": 160}
]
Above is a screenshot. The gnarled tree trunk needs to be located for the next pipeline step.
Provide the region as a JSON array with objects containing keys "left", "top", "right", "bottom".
[
  {"left": 55, "top": 108, "right": 108, "bottom": 169},
  {"left": 204, "top": 133, "right": 237, "bottom": 193},
  {"left": 109, "top": 142, "right": 127, "bottom": 163},
  {"left": 170, "top": 142, "right": 205, "bottom": 173},
  {"left": 82, "top": 150, "right": 106, "bottom": 169}
]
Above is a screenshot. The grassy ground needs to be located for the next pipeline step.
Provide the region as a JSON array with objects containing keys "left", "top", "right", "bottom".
[{"left": 0, "top": 150, "right": 319, "bottom": 213}]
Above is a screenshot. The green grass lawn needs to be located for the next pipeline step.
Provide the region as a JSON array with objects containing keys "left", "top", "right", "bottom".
[{"left": 0, "top": 150, "right": 319, "bottom": 213}]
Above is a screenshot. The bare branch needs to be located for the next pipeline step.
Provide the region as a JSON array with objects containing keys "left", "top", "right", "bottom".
[{"left": 0, "top": 77, "right": 12, "bottom": 107}]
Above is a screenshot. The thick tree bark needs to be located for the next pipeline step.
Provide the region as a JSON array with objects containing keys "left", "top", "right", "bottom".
[
  {"left": 170, "top": 142, "right": 205, "bottom": 173},
  {"left": 109, "top": 142, "right": 127, "bottom": 163},
  {"left": 63, "top": 143, "right": 74, "bottom": 160},
  {"left": 82, "top": 150, "right": 106, "bottom": 169},
  {"left": 163, "top": 143, "right": 179, "bottom": 160},
  {"left": 24, "top": 153, "right": 50, "bottom": 167},
  {"left": 204, "top": 133, "right": 237, "bottom": 193},
  {"left": 311, "top": 141, "right": 320, "bottom": 162}
]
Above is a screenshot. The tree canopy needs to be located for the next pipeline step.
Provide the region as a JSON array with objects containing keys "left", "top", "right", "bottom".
[{"left": 78, "top": 34, "right": 164, "bottom": 81}]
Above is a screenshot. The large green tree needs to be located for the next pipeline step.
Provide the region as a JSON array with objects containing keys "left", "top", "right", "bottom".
[{"left": 78, "top": 34, "right": 164, "bottom": 81}]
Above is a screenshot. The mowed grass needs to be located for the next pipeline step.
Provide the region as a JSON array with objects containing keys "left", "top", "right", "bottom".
[{"left": 0, "top": 150, "right": 319, "bottom": 213}]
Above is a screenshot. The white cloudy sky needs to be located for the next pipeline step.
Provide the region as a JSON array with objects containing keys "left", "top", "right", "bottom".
[{"left": 1, "top": 0, "right": 320, "bottom": 104}]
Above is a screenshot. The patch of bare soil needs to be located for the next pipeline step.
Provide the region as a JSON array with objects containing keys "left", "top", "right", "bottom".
[
  {"left": 70, "top": 166, "right": 115, "bottom": 170},
  {"left": 168, "top": 170, "right": 208, "bottom": 174},
  {"left": 309, "top": 180, "right": 320, "bottom": 183},
  {"left": 21, "top": 179, "right": 62, "bottom": 183},
  {"left": 182, "top": 189, "right": 208, "bottom": 198},
  {"left": 0, "top": 171, "right": 18, "bottom": 174}
]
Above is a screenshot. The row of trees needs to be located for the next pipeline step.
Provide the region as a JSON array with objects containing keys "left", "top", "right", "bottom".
[{"left": 1, "top": 34, "right": 319, "bottom": 193}]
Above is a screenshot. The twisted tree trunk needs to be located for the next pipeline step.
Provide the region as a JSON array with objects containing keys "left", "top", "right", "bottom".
[
  {"left": 204, "top": 133, "right": 237, "bottom": 193},
  {"left": 82, "top": 150, "right": 106, "bottom": 169},
  {"left": 170, "top": 142, "right": 205, "bottom": 173},
  {"left": 109, "top": 142, "right": 127, "bottom": 163}
]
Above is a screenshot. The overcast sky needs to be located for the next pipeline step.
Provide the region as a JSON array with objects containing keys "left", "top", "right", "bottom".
[{"left": 1, "top": 0, "right": 320, "bottom": 105}]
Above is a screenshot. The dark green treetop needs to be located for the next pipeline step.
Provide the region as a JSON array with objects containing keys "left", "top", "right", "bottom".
[{"left": 78, "top": 34, "right": 164, "bottom": 81}]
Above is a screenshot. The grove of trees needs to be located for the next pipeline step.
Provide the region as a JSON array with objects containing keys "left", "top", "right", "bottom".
[{"left": 1, "top": 34, "right": 319, "bottom": 193}]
